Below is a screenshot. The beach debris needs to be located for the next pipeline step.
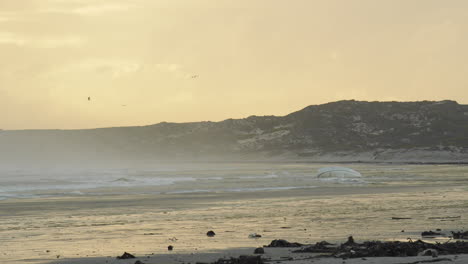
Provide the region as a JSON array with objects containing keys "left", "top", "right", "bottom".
[
  {"left": 341, "top": 241, "right": 422, "bottom": 258},
  {"left": 392, "top": 217, "right": 412, "bottom": 220},
  {"left": 211, "top": 255, "right": 263, "bottom": 264},
  {"left": 295, "top": 237, "right": 468, "bottom": 258},
  {"left": 249, "top": 233, "right": 262, "bottom": 238},
  {"left": 207, "top": 230, "right": 216, "bottom": 237},
  {"left": 421, "top": 231, "right": 445, "bottom": 237},
  {"left": 451, "top": 231, "right": 468, "bottom": 239},
  {"left": 293, "top": 241, "right": 336, "bottom": 253},
  {"left": 254, "top": 248, "right": 265, "bottom": 254},
  {"left": 168, "top": 245, "right": 174, "bottom": 251},
  {"left": 265, "top": 239, "right": 303, "bottom": 247},
  {"left": 117, "top": 252, "right": 136, "bottom": 259}
]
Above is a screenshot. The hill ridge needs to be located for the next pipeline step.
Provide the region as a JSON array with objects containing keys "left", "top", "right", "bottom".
[{"left": 2, "top": 100, "right": 468, "bottom": 165}]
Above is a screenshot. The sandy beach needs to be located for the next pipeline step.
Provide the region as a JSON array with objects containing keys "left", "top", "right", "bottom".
[{"left": 2, "top": 173, "right": 468, "bottom": 264}]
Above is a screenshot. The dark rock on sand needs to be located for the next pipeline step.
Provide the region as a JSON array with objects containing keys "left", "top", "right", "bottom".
[
  {"left": 343, "top": 236, "right": 356, "bottom": 246},
  {"left": 452, "top": 231, "right": 468, "bottom": 239},
  {"left": 338, "top": 241, "right": 423, "bottom": 258},
  {"left": 294, "top": 241, "right": 336, "bottom": 253},
  {"left": 265, "top": 239, "right": 303, "bottom": 247},
  {"left": 117, "top": 252, "right": 136, "bottom": 259},
  {"left": 421, "top": 231, "right": 444, "bottom": 237},
  {"left": 254, "top": 248, "right": 265, "bottom": 254},
  {"left": 168, "top": 245, "right": 174, "bottom": 251},
  {"left": 207, "top": 231, "right": 216, "bottom": 237},
  {"left": 212, "top": 255, "right": 263, "bottom": 264},
  {"left": 305, "top": 237, "right": 468, "bottom": 258}
]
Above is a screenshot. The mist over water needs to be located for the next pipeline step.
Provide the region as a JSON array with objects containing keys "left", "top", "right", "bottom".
[{"left": 1, "top": 162, "right": 467, "bottom": 201}]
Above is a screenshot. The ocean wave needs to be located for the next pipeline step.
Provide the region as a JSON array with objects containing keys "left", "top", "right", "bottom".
[
  {"left": 239, "top": 174, "right": 279, "bottom": 179},
  {"left": 167, "top": 186, "right": 317, "bottom": 194},
  {"left": 317, "top": 177, "right": 367, "bottom": 184},
  {"left": 0, "top": 175, "right": 196, "bottom": 199},
  {"left": 224, "top": 186, "right": 317, "bottom": 192}
]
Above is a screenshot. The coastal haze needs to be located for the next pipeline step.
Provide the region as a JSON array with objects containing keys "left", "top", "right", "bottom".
[{"left": 2, "top": 1, "right": 468, "bottom": 264}]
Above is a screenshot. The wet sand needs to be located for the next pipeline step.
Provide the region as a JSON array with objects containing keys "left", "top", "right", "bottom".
[{"left": 2, "top": 184, "right": 468, "bottom": 264}]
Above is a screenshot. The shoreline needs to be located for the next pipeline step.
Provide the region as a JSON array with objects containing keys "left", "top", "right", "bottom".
[
  {"left": 2, "top": 169, "right": 467, "bottom": 264},
  {"left": 37, "top": 241, "right": 468, "bottom": 264},
  {"left": 2, "top": 185, "right": 467, "bottom": 263}
]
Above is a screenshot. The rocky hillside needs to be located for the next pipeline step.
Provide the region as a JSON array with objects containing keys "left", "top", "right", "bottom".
[{"left": 2, "top": 100, "right": 468, "bottom": 165}]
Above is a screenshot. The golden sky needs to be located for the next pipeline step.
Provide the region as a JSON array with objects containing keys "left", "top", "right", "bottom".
[{"left": 1, "top": 0, "right": 467, "bottom": 129}]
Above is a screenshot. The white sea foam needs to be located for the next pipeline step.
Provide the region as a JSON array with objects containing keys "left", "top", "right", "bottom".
[
  {"left": 1, "top": 163, "right": 447, "bottom": 201},
  {"left": 240, "top": 174, "right": 279, "bottom": 179},
  {"left": 223, "top": 186, "right": 318, "bottom": 192},
  {"left": 0, "top": 168, "right": 197, "bottom": 199},
  {"left": 197, "top": 177, "right": 223, "bottom": 181},
  {"left": 167, "top": 186, "right": 317, "bottom": 194},
  {"left": 317, "top": 177, "right": 367, "bottom": 184}
]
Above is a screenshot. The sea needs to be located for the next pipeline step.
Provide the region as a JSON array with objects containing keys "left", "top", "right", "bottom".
[
  {"left": 1, "top": 162, "right": 468, "bottom": 263},
  {"left": 0, "top": 162, "right": 467, "bottom": 201}
]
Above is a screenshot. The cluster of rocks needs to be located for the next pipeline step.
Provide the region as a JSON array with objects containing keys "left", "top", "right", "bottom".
[
  {"left": 421, "top": 229, "right": 468, "bottom": 239},
  {"left": 205, "top": 255, "right": 263, "bottom": 264},
  {"left": 265, "top": 239, "right": 303, "bottom": 247},
  {"left": 117, "top": 252, "right": 135, "bottom": 259},
  {"left": 421, "top": 230, "right": 444, "bottom": 237},
  {"left": 268, "top": 236, "right": 468, "bottom": 259},
  {"left": 452, "top": 231, "right": 468, "bottom": 239},
  {"left": 115, "top": 229, "right": 468, "bottom": 263}
]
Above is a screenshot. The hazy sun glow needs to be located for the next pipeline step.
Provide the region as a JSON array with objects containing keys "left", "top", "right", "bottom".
[{"left": 1, "top": 0, "right": 467, "bottom": 129}]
